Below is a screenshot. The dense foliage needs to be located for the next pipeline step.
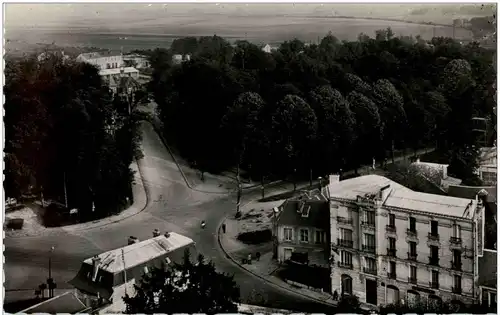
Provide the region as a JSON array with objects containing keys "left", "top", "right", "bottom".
[
  {"left": 149, "top": 29, "right": 495, "bottom": 183},
  {"left": 123, "top": 251, "right": 240, "bottom": 314},
  {"left": 4, "top": 55, "right": 142, "bottom": 221}
]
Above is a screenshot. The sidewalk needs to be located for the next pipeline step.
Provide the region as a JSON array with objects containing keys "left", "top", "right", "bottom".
[
  {"left": 5, "top": 158, "right": 149, "bottom": 238},
  {"left": 217, "top": 186, "right": 337, "bottom": 307}
]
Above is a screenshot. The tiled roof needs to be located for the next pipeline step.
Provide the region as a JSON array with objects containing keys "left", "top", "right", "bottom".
[
  {"left": 447, "top": 185, "right": 497, "bottom": 203},
  {"left": 21, "top": 291, "right": 89, "bottom": 314},
  {"left": 277, "top": 199, "right": 329, "bottom": 230},
  {"left": 478, "top": 250, "right": 497, "bottom": 288}
]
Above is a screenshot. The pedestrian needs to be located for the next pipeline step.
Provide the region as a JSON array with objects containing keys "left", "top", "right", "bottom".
[
  {"left": 333, "top": 290, "right": 338, "bottom": 301},
  {"left": 247, "top": 253, "right": 252, "bottom": 264},
  {"left": 222, "top": 223, "right": 226, "bottom": 234},
  {"left": 256, "top": 252, "right": 261, "bottom": 261}
]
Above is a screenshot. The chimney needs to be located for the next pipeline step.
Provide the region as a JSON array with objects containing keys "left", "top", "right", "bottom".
[
  {"left": 164, "top": 232, "right": 171, "bottom": 238},
  {"left": 153, "top": 229, "right": 160, "bottom": 237},
  {"left": 91, "top": 255, "right": 101, "bottom": 282}
]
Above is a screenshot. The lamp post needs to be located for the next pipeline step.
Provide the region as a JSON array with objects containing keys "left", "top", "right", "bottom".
[
  {"left": 47, "top": 246, "right": 55, "bottom": 298},
  {"left": 127, "top": 87, "right": 133, "bottom": 115}
]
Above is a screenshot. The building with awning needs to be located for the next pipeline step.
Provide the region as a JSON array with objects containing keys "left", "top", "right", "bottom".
[{"left": 69, "top": 231, "right": 197, "bottom": 313}]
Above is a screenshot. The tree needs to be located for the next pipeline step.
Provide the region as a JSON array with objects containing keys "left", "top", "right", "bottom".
[
  {"left": 123, "top": 250, "right": 240, "bottom": 314},
  {"left": 336, "top": 295, "right": 362, "bottom": 314}
]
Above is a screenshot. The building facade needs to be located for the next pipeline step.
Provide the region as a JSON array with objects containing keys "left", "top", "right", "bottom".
[
  {"left": 328, "top": 175, "right": 482, "bottom": 308},
  {"left": 76, "top": 52, "right": 124, "bottom": 70}
]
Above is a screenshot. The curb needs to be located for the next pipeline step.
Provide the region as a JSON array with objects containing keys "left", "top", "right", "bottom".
[{"left": 216, "top": 215, "right": 336, "bottom": 309}]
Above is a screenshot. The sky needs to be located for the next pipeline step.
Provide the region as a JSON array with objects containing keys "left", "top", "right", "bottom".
[{"left": 5, "top": 3, "right": 496, "bottom": 31}]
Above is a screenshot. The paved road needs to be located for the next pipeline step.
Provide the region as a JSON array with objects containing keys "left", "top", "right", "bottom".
[{"left": 4, "top": 121, "right": 335, "bottom": 312}]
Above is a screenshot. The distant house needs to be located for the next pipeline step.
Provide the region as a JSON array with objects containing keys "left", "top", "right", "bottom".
[
  {"left": 69, "top": 232, "right": 197, "bottom": 314},
  {"left": 478, "top": 147, "right": 497, "bottom": 185},
  {"left": 123, "top": 54, "right": 150, "bottom": 69},
  {"left": 171, "top": 54, "right": 191, "bottom": 65},
  {"left": 274, "top": 193, "right": 330, "bottom": 267},
  {"left": 100, "top": 67, "right": 140, "bottom": 94},
  {"left": 262, "top": 44, "right": 272, "bottom": 53},
  {"left": 37, "top": 50, "right": 70, "bottom": 63},
  {"left": 76, "top": 52, "right": 124, "bottom": 71},
  {"left": 410, "top": 158, "right": 461, "bottom": 190}
]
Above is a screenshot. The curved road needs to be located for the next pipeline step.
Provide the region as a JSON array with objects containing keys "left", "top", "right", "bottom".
[{"left": 5, "top": 121, "right": 335, "bottom": 312}]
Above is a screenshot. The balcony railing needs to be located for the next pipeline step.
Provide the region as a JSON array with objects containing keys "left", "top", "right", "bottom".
[
  {"left": 337, "top": 239, "right": 354, "bottom": 248},
  {"left": 429, "top": 281, "right": 439, "bottom": 289},
  {"left": 450, "top": 237, "right": 462, "bottom": 245},
  {"left": 337, "top": 216, "right": 353, "bottom": 225},
  {"left": 407, "top": 252, "right": 418, "bottom": 261},
  {"left": 406, "top": 229, "right": 418, "bottom": 237},
  {"left": 362, "top": 221, "right": 375, "bottom": 227},
  {"left": 452, "top": 287, "right": 462, "bottom": 294},
  {"left": 338, "top": 261, "right": 353, "bottom": 269},
  {"left": 363, "top": 267, "right": 377, "bottom": 275},
  {"left": 408, "top": 277, "right": 417, "bottom": 284},
  {"left": 385, "top": 225, "right": 396, "bottom": 233},
  {"left": 362, "top": 244, "right": 376, "bottom": 253},
  {"left": 387, "top": 272, "right": 396, "bottom": 279},
  {"left": 428, "top": 256, "right": 440, "bottom": 266},
  {"left": 428, "top": 232, "right": 440, "bottom": 241},
  {"left": 387, "top": 248, "right": 397, "bottom": 257},
  {"left": 451, "top": 260, "right": 462, "bottom": 271}
]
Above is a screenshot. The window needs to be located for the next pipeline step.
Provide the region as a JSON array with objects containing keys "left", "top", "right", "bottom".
[
  {"left": 489, "top": 292, "right": 497, "bottom": 308},
  {"left": 299, "top": 229, "right": 309, "bottom": 242},
  {"left": 431, "top": 270, "right": 439, "bottom": 287},
  {"left": 388, "top": 237, "right": 396, "bottom": 250},
  {"left": 364, "top": 234, "right": 375, "bottom": 247},
  {"left": 315, "top": 230, "right": 326, "bottom": 244},
  {"left": 365, "top": 210, "right": 375, "bottom": 225},
  {"left": 409, "top": 217, "right": 416, "bottom": 232},
  {"left": 389, "top": 261, "right": 396, "bottom": 275},
  {"left": 365, "top": 257, "right": 376, "bottom": 270},
  {"left": 452, "top": 249, "right": 462, "bottom": 266},
  {"left": 106, "top": 63, "right": 110, "bottom": 69},
  {"left": 409, "top": 265, "right": 417, "bottom": 280},
  {"left": 430, "top": 220, "right": 438, "bottom": 235},
  {"left": 389, "top": 213, "right": 395, "bottom": 227},
  {"left": 453, "top": 224, "right": 462, "bottom": 238},
  {"left": 284, "top": 227, "right": 293, "bottom": 241},
  {"left": 165, "top": 257, "right": 171, "bottom": 264},
  {"left": 453, "top": 274, "right": 462, "bottom": 290},
  {"left": 340, "top": 228, "right": 353, "bottom": 241},
  {"left": 430, "top": 245, "right": 439, "bottom": 260},
  {"left": 341, "top": 251, "right": 352, "bottom": 265},
  {"left": 342, "top": 274, "right": 353, "bottom": 295},
  {"left": 409, "top": 241, "right": 417, "bottom": 256}
]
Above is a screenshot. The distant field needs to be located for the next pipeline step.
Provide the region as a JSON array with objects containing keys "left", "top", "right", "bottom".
[{"left": 6, "top": 16, "right": 473, "bottom": 55}]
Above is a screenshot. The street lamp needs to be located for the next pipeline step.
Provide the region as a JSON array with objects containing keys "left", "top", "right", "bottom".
[
  {"left": 127, "top": 87, "right": 133, "bottom": 115},
  {"left": 47, "top": 246, "right": 55, "bottom": 298}
]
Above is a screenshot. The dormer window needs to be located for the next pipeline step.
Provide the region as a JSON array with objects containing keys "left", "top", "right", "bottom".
[
  {"left": 301, "top": 205, "right": 311, "bottom": 217},
  {"left": 165, "top": 257, "right": 171, "bottom": 264},
  {"left": 143, "top": 266, "right": 149, "bottom": 274}
]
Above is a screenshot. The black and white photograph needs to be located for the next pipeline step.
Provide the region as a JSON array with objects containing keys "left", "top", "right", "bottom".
[{"left": 2, "top": 2, "right": 498, "bottom": 314}]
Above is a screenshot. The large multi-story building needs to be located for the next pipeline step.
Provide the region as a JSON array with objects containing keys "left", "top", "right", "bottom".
[{"left": 328, "top": 174, "right": 483, "bottom": 309}]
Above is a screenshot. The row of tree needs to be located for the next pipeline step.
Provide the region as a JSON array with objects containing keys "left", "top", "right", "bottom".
[
  {"left": 148, "top": 28, "right": 495, "bottom": 184},
  {"left": 4, "top": 55, "right": 142, "bottom": 221}
]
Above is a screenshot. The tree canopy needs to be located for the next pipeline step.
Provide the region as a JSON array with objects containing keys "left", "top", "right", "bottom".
[
  {"left": 151, "top": 31, "right": 494, "bottom": 182},
  {"left": 123, "top": 251, "right": 240, "bottom": 314}
]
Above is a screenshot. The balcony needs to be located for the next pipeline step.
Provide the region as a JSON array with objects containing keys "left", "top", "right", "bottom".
[
  {"left": 361, "top": 221, "right": 375, "bottom": 228},
  {"left": 428, "top": 256, "right": 440, "bottom": 266},
  {"left": 428, "top": 232, "right": 440, "bottom": 241},
  {"left": 337, "top": 216, "right": 353, "bottom": 225},
  {"left": 387, "top": 248, "right": 397, "bottom": 257},
  {"left": 385, "top": 225, "right": 396, "bottom": 233},
  {"left": 407, "top": 252, "right": 418, "bottom": 261},
  {"left": 451, "top": 260, "right": 462, "bottom": 271},
  {"left": 362, "top": 245, "right": 376, "bottom": 254},
  {"left": 363, "top": 267, "right": 377, "bottom": 275},
  {"left": 408, "top": 277, "right": 417, "bottom": 284},
  {"left": 337, "top": 239, "right": 354, "bottom": 248},
  {"left": 337, "top": 261, "right": 353, "bottom": 269},
  {"left": 450, "top": 237, "right": 462, "bottom": 245},
  {"left": 387, "top": 272, "right": 396, "bottom": 279},
  {"left": 406, "top": 229, "right": 418, "bottom": 237},
  {"left": 429, "top": 281, "right": 439, "bottom": 289},
  {"left": 452, "top": 287, "right": 462, "bottom": 294}
]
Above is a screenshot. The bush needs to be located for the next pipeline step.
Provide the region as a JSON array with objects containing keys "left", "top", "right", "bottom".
[
  {"left": 278, "top": 264, "right": 330, "bottom": 291},
  {"left": 236, "top": 229, "right": 272, "bottom": 244}
]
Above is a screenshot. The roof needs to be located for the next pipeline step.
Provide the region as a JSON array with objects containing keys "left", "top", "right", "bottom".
[
  {"left": 77, "top": 52, "right": 102, "bottom": 60},
  {"left": 329, "top": 175, "right": 476, "bottom": 218},
  {"left": 384, "top": 189, "right": 475, "bottom": 218},
  {"left": 69, "top": 233, "right": 197, "bottom": 298},
  {"left": 21, "top": 291, "right": 89, "bottom": 314},
  {"left": 118, "top": 76, "right": 141, "bottom": 90},
  {"left": 478, "top": 250, "right": 497, "bottom": 288},
  {"left": 447, "top": 185, "right": 497, "bottom": 203},
  {"left": 328, "top": 174, "right": 412, "bottom": 200},
  {"left": 277, "top": 199, "right": 329, "bottom": 230},
  {"left": 83, "top": 233, "right": 194, "bottom": 274},
  {"left": 99, "top": 67, "right": 139, "bottom": 76}
]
